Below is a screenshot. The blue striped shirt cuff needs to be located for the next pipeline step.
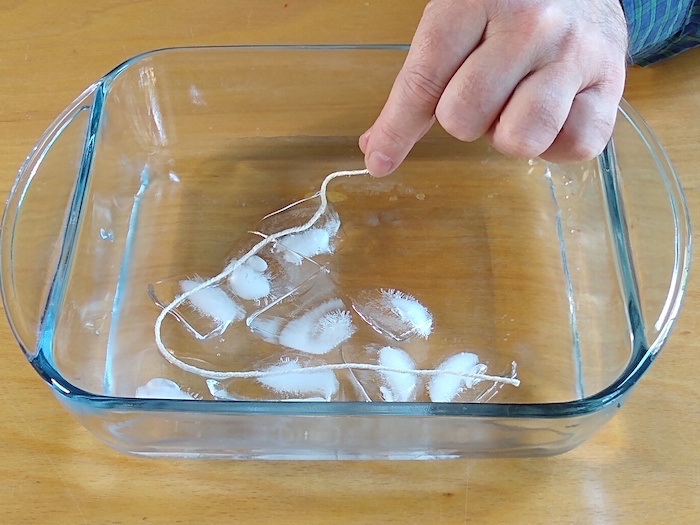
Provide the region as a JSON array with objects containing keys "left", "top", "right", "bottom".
[{"left": 621, "top": 0, "right": 700, "bottom": 65}]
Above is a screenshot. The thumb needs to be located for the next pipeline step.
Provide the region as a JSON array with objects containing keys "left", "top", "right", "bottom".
[{"left": 362, "top": 71, "right": 439, "bottom": 177}]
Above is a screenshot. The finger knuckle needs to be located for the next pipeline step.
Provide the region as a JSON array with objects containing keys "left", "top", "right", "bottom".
[
  {"left": 530, "top": 3, "right": 568, "bottom": 35},
  {"left": 572, "top": 120, "right": 613, "bottom": 160},
  {"left": 518, "top": 2, "right": 571, "bottom": 42},
  {"left": 575, "top": 142, "right": 604, "bottom": 161},
  {"left": 435, "top": 100, "right": 480, "bottom": 142},
  {"left": 593, "top": 111, "right": 616, "bottom": 142},
  {"left": 435, "top": 70, "right": 493, "bottom": 142},
  {"left": 497, "top": 2, "right": 567, "bottom": 44},
  {"left": 493, "top": 127, "right": 549, "bottom": 159},
  {"left": 595, "top": 60, "right": 627, "bottom": 96},
  {"left": 530, "top": 101, "right": 564, "bottom": 140},
  {"left": 493, "top": 107, "right": 562, "bottom": 159},
  {"left": 401, "top": 66, "right": 444, "bottom": 106},
  {"left": 566, "top": 138, "right": 604, "bottom": 161},
  {"left": 375, "top": 119, "right": 413, "bottom": 150}
]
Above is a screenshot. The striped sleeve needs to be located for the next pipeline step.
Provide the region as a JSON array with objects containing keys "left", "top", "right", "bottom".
[{"left": 622, "top": 0, "right": 700, "bottom": 65}]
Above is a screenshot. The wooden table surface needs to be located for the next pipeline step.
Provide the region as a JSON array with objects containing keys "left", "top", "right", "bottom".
[{"left": 1, "top": 2, "right": 698, "bottom": 523}]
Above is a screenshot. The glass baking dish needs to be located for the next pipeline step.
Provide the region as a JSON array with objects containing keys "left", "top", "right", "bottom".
[{"left": 1, "top": 45, "right": 690, "bottom": 459}]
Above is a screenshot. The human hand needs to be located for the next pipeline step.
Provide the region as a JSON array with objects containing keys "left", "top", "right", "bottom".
[{"left": 359, "top": 0, "right": 629, "bottom": 176}]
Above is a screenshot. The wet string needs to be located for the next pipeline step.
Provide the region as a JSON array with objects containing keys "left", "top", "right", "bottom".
[{"left": 153, "top": 168, "right": 521, "bottom": 388}]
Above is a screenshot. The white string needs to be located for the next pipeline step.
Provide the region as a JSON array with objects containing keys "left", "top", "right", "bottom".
[
  {"left": 165, "top": 359, "right": 520, "bottom": 386},
  {"left": 261, "top": 192, "right": 320, "bottom": 220},
  {"left": 153, "top": 168, "right": 521, "bottom": 389}
]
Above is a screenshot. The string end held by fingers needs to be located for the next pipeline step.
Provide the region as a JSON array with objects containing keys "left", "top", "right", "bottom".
[{"left": 366, "top": 151, "right": 394, "bottom": 177}]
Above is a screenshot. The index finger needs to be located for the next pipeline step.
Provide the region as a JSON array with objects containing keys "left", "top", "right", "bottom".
[{"left": 362, "top": 1, "right": 488, "bottom": 176}]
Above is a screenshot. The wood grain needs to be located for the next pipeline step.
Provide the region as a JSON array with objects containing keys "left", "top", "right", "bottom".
[{"left": 0, "top": 1, "right": 698, "bottom": 523}]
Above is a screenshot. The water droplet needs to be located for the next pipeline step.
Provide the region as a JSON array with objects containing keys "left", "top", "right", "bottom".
[
  {"left": 416, "top": 193, "right": 425, "bottom": 201},
  {"left": 99, "top": 228, "right": 114, "bottom": 242}
]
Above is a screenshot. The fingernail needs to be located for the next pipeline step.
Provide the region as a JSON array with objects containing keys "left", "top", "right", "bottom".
[{"left": 367, "top": 150, "right": 394, "bottom": 177}]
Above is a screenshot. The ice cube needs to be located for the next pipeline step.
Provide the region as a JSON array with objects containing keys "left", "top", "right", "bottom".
[
  {"left": 340, "top": 344, "right": 419, "bottom": 402},
  {"left": 376, "top": 346, "right": 419, "bottom": 402},
  {"left": 227, "top": 255, "right": 271, "bottom": 301},
  {"left": 205, "top": 379, "right": 241, "bottom": 400},
  {"left": 248, "top": 272, "right": 355, "bottom": 355},
  {"left": 179, "top": 278, "right": 245, "bottom": 324},
  {"left": 247, "top": 316, "right": 284, "bottom": 344},
  {"left": 276, "top": 227, "right": 334, "bottom": 265},
  {"left": 148, "top": 275, "right": 245, "bottom": 340},
  {"left": 351, "top": 288, "right": 433, "bottom": 342},
  {"left": 273, "top": 209, "right": 341, "bottom": 265},
  {"left": 135, "top": 378, "right": 196, "bottom": 400},
  {"left": 277, "top": 298, "right": 356, "bottom": 355},
  {"left": 205, "top": 354, "right": 341, "bottom": 401},
  {"left": 245, "top": 254, "right": 268, "bottom": 273},
  {"left": 258, "top": 358, "right": 339, "bottom": 399},
  {"left": 427, "top": 352, "right": 486, "bottom": 403},
  {"left": 255, "top": 198, "right": 345, "bottom": 265},
  {"left": 224, "top": 236, "right": 323, "bottom": 311}
]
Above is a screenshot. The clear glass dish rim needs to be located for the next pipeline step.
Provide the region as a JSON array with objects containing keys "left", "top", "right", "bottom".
[{"left": 2, "top": 44, "right": 692, "bottom": 419}]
